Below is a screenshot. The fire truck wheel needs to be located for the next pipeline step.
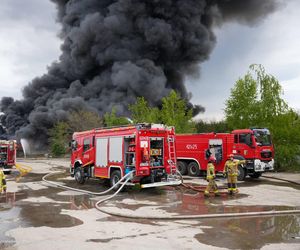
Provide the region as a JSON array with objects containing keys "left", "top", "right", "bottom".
[
  {"left": 110, "top": 170, "right": 121, "bottom": 190},
  {"left": 177, "top": 161, "right": 188, "bottom": 175},
  {"left": 237, "top": 165, "right": 246, "bottom": 181},
  {"left": 74, "top": 167, "right": 86, "bottom": 184},
  {"left": 187, "top": 162, "right": 200, "bottom": 177}
]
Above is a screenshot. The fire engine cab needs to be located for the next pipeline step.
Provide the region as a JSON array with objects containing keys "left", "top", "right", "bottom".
[
  {"left": 176, "top": 128, "right": 274, "bottom": 181},
  {"left": 0, "top": 140, "right": 17, "bottom": 172},
  {"left": 70, "top": 124, "right": 180, "bottom": 188}
]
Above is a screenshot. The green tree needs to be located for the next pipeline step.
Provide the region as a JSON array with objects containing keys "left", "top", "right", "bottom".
[
  {"left": 195, "top": 120, "right": 230, "bottom": 133},
  {"left": 68, "top": 110, "right": 103, "bottom": 132},
  {"left": 128, "top": 91, "right": 194, "bottom": 133},
  {"left": 104, "top": 106, "right": 130, "bottom": 127},
  {"left": 160, "top": 90, "right": 195, "bottom": 133},
  {"left": 269, "top": 110, "right": 300, "bottom": 171},
  {"left": 49, "top": 110, "right": 103, "bottom": 156},
  {"left": 254, "top": 64, "right": 289, "bottom": 122},
  {"left": 48, "top": 122, "right": 70, "bottom": 156},
  {"left": 225, "top": 64, "right": 300, "bottom": 170},
  {"left": 128, "top": 97, "right": 160, "bottom": 123},
  {"left": 225, "top": 73, "right": 258, "bottom": 128}
]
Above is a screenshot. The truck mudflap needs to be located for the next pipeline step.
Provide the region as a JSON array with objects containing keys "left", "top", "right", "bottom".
[
  {"left": 2, "top": 164, "right": 13, "bottom": 173},
  {"left": 141, "top": 177, "right": 182, "bottom": 188},
  {"left": 3, "top": 168, "right": 12, "bottom": 173}
]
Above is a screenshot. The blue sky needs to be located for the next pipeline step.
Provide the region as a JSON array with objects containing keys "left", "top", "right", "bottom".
[{"left": 0, "top": 0, "right": 299, "bottom": 121}]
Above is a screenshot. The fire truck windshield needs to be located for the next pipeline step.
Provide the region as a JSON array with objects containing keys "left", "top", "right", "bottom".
[{"left": 253, "top": 129, "right": 272, "bottom": 146}]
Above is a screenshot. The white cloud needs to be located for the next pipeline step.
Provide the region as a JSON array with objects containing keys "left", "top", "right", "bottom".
[
  {"left": 187, "top": 0, "right": 300, "bottom": 121},
  {"left": 0, "top": 0, "right": 61, "bottom": 100}
]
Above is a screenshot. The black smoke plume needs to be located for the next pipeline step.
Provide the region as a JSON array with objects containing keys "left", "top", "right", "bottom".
[{"left": 0, "top": 0, "right": 280, "bottom": 150}]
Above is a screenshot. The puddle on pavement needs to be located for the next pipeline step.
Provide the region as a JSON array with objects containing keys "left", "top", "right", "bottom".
[
  {"left": 108, "top": 187, "right": 298, "bottom": 217},
  {"left": 100, "top": 186, "right": 300, "bottom": 248},
  {"left": 86, "top": 231, "right": 155, "bottom": 243},
  {"left": 195, "top": 214, "right": 300, "bottom": 249},
  {"left": 0, "top": 172, "right": 88, "bottom": 248},
  {"left": 6, "top": 170, "right": 44, "bottom": 183},
  {"left": 0, "top": 190, "right": 83, "bottom": 223},
  {"left": 19, "top": 203, "right": 83, "bottom": 227},
  {"left": 1, "top": 169, "right": 300, "bottom": 249}
]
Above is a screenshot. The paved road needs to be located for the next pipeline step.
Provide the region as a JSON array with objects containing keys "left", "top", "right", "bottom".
[{"left": 1, "top": 159, "right": 300, "bottom": 250}]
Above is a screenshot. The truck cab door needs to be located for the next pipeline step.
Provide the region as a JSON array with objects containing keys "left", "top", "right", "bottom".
[
  {"left": 82, "top": 137, "right": 93, "bottom": 166},
  {"left": 233, "top": 133, "right": 253, "bottom": 158}
]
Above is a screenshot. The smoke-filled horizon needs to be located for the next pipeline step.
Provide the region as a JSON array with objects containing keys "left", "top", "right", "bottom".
[{"left": 0, "top": 0, "right": 280, "bottom": 150}]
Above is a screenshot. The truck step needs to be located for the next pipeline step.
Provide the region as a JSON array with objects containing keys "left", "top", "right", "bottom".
[{"left": 141, "top": 179, "right": 182, "bottom": 188}]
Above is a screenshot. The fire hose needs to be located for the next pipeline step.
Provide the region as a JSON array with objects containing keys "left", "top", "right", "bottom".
[
  {"left": 42, "top": 169, "right": 300, "bottom": 220},
  {"left": 262, "top": 175, "right": 300, "bottom": 186},
  {"left": 176, "top": 169, "right": 229, "bottom": 194},
  {"left": 95, "top": 171, "right": 300, "bottom": 219},
  {"left": 42, "top": 170, "right": 135, "bottom": 196}
]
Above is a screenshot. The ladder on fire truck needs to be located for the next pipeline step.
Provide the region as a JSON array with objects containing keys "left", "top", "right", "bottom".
[
  {"left": 167, "top": 135, "right": 177, "bottom": 175},
  {"left": 142, "top": 134, "right": 181, "bottom": 188}
]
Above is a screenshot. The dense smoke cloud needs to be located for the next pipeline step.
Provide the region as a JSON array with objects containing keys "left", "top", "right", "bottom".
[{"left": 0, "top": 0, "right": 280, "bottom": 150}]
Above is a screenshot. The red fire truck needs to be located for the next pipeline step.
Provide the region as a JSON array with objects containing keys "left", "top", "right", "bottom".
[
  {"left": 176, "top": 128, "right": 274, "bottom": 180},
  {"left": 70, "top": 124, "right": 180, "bottom": 188},
  {"left": 0, "top": 140, "right": 17, "bottom": 172}
]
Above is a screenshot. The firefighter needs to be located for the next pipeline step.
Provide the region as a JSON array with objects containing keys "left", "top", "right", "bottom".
[
  {"left": 0, "top": 165, "right": 7, "bottom": 194},
  {"left": 204, "top": 156, "right": 219, "bottom": 197},
  {"left": 223, "top": 154, "right": 245, "bottom": 195}
]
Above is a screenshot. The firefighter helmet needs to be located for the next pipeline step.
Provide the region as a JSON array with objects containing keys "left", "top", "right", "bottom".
[{"left": 228, "top": 153, "right": 234, "bottom": 159}]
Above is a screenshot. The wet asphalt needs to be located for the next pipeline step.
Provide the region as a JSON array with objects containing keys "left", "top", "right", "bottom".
[{"left": 1, "top": 160, "right": 300, "bottom": 249}]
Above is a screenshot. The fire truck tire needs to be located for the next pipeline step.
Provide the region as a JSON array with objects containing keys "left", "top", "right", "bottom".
[
  {"left": 110, "top": 170, "right": 121, "bottom": 190},
  {"left": 237, "top": 165, "right": 246, "bottom": 181},
  {"left": 187, "top": 162, "right": 200, "bottom": 177},
  {"left": 74, "top": 167, "right": 86, "bottom": 184},
  {"left": 250, "top": 172, "right": 262, "bottom": 179},
  {"left": 177, "top": 161, "right": 188, "bottom": 175}
]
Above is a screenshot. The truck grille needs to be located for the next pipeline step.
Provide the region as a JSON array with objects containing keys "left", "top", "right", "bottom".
[{"left": 261, "top": 151, "right": 272, "bottom": 159}]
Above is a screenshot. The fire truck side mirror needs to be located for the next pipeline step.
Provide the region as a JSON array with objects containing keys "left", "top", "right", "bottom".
[{"left": 70, "top": 140, "right": 77, "bottom": 150}]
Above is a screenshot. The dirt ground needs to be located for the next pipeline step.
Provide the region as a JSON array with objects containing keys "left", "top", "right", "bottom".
[{"left": 1, "top": 158, "right": 300, "bottom": 250}]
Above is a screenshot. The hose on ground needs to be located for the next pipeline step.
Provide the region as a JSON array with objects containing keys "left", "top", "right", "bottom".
[
  {"left": 42, "top": 170, "right": 135, "bottom": 196},
  {"left": 95, "top": 206, "right": 300, "bottom": 220},
  {"left": 42, "top": 168, "right": 300, "bottom": 220},
  {"left": 95, "top": 177, "right": 131, "bottom": 205},
  {"left": 95, "top": 170, "right": 300, "bottom": 219},
  {"left": 262, "top": 175, "right": 300, "bottom": 186},
  {"left": 177, "top": 170, "right": 228, "bottom": 193}
]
